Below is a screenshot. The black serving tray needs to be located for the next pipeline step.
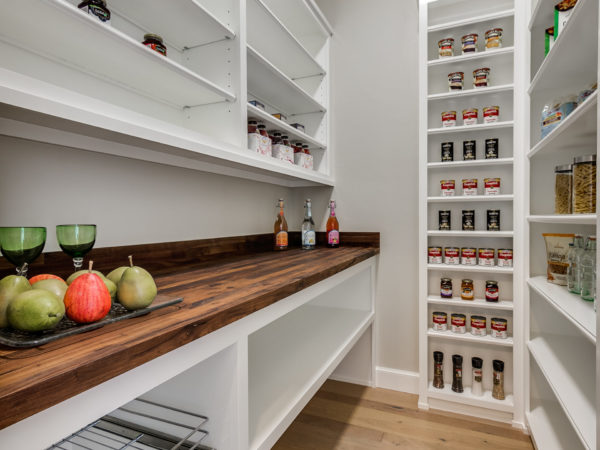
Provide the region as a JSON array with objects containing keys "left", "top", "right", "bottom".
[{"left": 0, "top": 294, "right": 182, "bottom": 348}]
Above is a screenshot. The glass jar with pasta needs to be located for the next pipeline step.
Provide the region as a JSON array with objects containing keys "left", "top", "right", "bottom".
[
  {"left": 554, "top": 164, "right": 572, "bottom": 214},
  {"left": 573, "top": 155, "right": 596, "bottom": 214}
]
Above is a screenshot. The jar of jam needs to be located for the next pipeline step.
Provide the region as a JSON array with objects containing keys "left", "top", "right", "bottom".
[
  {"left": 302, "top": 144, "right": 311, "bottom": 155},
  {"left": 248, "top": 120, "right": 258, "bottom": 134},
  {"left": 257, "top": 124, "right": 269, "bottom": 138},
  {"left": 461, "top": 279, "right": 474, "bottom": 300},
  {"left": 78, "top": 0, "right": 111, "bottom": 24},
  {"left": 143, "top": 33, "right": 167, "bottom": 56},
  {"left": 441, "top": 278, "right": 453, "bottom": 298},
  {"left": 281, "top": 135, "right": 291, "bottom": 146},
  {"left": 486, "top": 280, "right": 499, "bottom": 302},
  {"left": 271, "top": 132, "right": 282, "bottom": 145}
]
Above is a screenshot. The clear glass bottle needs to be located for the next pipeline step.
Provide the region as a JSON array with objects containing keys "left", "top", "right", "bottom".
[
  {"left": 301, "top": 199, "right": 316, "bottom": 250},
  {"left": 492, "top": 359, "right": 505, "bottom": 400},
  {"left": 273, "top": 199, "right": 288, "bottom": 251},
  {"left": 471, "top": 357, "right": 483, "bottom": 397},
  {"left": 433, "top": 351, "right": 444, "bottom": 389},
  {"left": 567, "top": 243, "right": 578, "bottom": 294},
  {"left": 573, "top": 234, "right": 585, "bottom": 294},
  {"left": 580, "top": 236, "right": 596, "bottom": 301},
  {"left": 452, "top": 354, "right": 463, "bottom": 393}
]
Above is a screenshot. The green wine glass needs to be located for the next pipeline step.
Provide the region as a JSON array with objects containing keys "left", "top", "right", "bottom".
[
  {"left": 56, "top": 224, "right": 96, "bottom": 271},
  {"left": 0, "top": 227, "right": 47, "bottom": 278}
]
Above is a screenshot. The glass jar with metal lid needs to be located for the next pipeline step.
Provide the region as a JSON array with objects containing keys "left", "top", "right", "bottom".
[
  {"left": 78, "top": 0, "right": 111, "bottom": 24},
  {"left": 461, "top": 279, "right": 474, "bottom": 300},
  {"left": 573, "top": 155, "right": 596, "bottom": 214},
  {"left": 555, "top": 164, "right": 573, "bottom": 214},
  {"left": 143, "top": 33, "right": 167, "bottom": 56}
]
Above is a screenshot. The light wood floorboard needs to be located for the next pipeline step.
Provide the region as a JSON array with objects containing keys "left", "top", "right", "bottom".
[{"left": 273, "top": 380, "right": 533, "bottom": 449}]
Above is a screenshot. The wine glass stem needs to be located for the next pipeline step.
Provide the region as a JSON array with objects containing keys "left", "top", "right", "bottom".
[
  {"left": 16, "top": 263, "right": 28, "bottom": 278},
  {"left": 73, "top": 257, "right": 84, "bottom": 271}
]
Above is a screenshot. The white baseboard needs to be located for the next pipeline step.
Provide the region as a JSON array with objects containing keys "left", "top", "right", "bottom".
[
  {"left": 329, "top": 373, "right": 373, "bottom": 387},
  {"left": 375, "top": 366, "right": 419, "bottom": 394}
]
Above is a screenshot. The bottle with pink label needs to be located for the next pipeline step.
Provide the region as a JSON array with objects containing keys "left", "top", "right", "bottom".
[{"left": 327, "top": 200, "right": 340, "bottom": 248}]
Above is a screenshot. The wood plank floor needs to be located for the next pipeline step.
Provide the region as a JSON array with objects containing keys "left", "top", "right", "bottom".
[{"left": 273, "top": 380, "right": 533, "bottom": 449}]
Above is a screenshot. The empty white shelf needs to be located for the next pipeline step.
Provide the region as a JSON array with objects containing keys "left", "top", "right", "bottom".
[
  {"left": 428, "top": 84, "right": 514, "bottom": 101},
  {"left": 527, "top": 214, "right": 597, "bottom": 225},
  {"left": 428, "top": 121, "right": 514, "bottom": 135},
  {"left": 427, "top": 382, "right": 514, "bottom": 412},
  {"left": 427, "top": 230, "right": 514, "bottom": 238},
  {"left": 427, "top": 296, "right": 513, "bottom": 311},
  {"left": 428, "top": 329, "right": 513, "bottom": 347},
  {"left": 427, "top": 194, "right": 514, "bottom": 203},
  {"left": 427, "top": 9, "right": 515, "bottom": 33},
  {"left": 427, "top": 264, "right": 513, "bottom": 274},
  {"left": 428, "top": 158, "right": 514, "bottom": 169}
]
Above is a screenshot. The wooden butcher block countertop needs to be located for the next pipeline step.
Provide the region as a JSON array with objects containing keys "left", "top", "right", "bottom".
[{"left": 0, "top": 232, "right": 379, "bottom": 429}]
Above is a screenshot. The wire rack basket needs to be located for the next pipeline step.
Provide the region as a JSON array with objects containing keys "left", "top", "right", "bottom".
[{"left": 47, "top": 398, "right": 214, "bottom": 450}]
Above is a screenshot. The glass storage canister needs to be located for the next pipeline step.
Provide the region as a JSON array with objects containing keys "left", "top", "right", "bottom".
[
  {"left": 433, "top": 351, "right": 444, "bottom": 389},
  {"left": 485, "top": 28, "right": 503, "bottom": 49},
  {"left": 555, "top": 164, "right": 573, "bottom": 214},
  {"left": 438, "top": 38, "right": 454, "bottom": 58},
  {"left": 448, "top": 72, "right": 464, "bottom": 91},
  {"left": 573, "top": 154, "right": 596, "bottom": 214},
  {"left": 143, "top": 33, "right": 167, "bottom": 56}
]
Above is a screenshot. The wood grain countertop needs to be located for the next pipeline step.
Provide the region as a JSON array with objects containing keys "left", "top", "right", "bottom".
[{"left": 0, "top": 232, "right": 379, "bottom": 429}]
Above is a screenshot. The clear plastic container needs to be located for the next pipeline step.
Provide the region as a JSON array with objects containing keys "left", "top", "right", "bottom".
[
  {"left": 573, "top": 155, "right": 596, "bottom": 214},
  {"left": 554, "top": 164, "right": 573, "bottom": 214}
]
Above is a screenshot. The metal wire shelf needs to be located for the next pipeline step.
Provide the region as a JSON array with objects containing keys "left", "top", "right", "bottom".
[{"left": 47, "top": 398, "right": 214, "bottom": 450}]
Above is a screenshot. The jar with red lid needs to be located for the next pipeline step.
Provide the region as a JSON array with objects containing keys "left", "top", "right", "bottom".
[
  {"left": 440, "top": 278, "right": 453, "bottom": 298},
  {"left": 143, "top": 33, "right": 167, "bottom": 56}
]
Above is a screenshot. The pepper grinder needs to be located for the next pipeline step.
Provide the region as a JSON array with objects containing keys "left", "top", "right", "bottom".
[
  {"left": 492, "top": 359, "right": 505, "bottom": 400},
  {"left": 452, "top": 354, "right": 463, "bottom": 393},
  {"left": 433, "top": 351, "right": 444, "bottom": 389},
  {"left": 471, "top": 357, "right": 483, "bottom": 397}
]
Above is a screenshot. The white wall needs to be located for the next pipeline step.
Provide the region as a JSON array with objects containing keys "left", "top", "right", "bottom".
[
  {"left": 0, "top": 136, "right": 297, "bottom": 252},
  {"left": 307, "top": 0, "right": 420, "bottom": 375}
]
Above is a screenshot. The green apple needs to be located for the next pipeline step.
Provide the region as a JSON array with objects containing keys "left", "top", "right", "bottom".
[
  {"left": 8, "top": 289, "right": 65, "bottom": 331},
  {"left": 0, "top": 275, "right": 31, "bottom": 328}
]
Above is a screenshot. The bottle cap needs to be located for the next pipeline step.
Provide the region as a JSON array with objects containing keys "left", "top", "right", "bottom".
[
  {"left": 472, "top": 357, "right": 483, "bottom": 368},
  {"left": 433, "top": 351, "right": 443, "bottom": 363},
  {"left": 452, "top": 354, "right": 463, "bottom": 365},
  {"left": 493, "top": 359, "right": 504, "bottom": 371}
]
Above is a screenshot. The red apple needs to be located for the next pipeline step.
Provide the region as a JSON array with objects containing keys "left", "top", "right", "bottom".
[
  {"left": 63, "top": 262, "right": 111, "bottom": 323},
  {"left": 30, "top": 274, "right": 65, "bottom": 285}
]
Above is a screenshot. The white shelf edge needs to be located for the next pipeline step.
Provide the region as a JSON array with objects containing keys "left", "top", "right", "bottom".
[
  {"left": 428, "top": 121, "right": 514, "bottom": 135},
  {"left": 527, "top": 214, "right": 597, "bottom": 225},
  {"left": 427, "top": 264, "right": 514, "bottom": 274},
  {"left": 427, "top": 296, "right": 514, "bottom": 310},
  {"left": 305, "top": 0, "right": 334, "bottom": 36},
  {"left": 247, "top": 44, "right": 327, "bottom": 114},
  {"left": 527, "top": 276, "right": 596, "bottom": 343},
  {"left": 427, "top": 9, "right": 515, "bottom": 32},
  {"left": 428, "top": 329, "right": 514, "bottom": 347},
  {"left": 428, "top": 47, "right": 515, "bottom": 67},
  {"left": 527, "top": 92, "right": 598, "bottom": 158},
  {"left": 428, "top": 84, "right": 514, "bottom": 101},
  {"left": 427, "top": 230, "right": 514, "bottom": 237},
  {"left": 428, "top": 158, "right": 514, "bottom": 169},
  {"left": 427, "top": 194, "right": 514, "bottom": 203},
  {"left": 427, "top": 383, "right": 514, "bottom": 413}
]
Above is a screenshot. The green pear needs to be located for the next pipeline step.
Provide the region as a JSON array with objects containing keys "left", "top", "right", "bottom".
[
  {"left": 33, "top": 278, "right": 68, "bottom": 302},
  {"left": 106, "top": 266, "right": 128, "bottom": 285},
  {"left": 8, "top": 289, "right": 64, "bottom": 331},
  {"left": 117, "top": 256, "right": 157, "bottom": 310},
  {"left": 0, "top": 275, "right": 32, "bottom": 328}
]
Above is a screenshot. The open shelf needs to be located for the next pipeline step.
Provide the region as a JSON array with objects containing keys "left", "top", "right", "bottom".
[
  {"left": 247, "top": 45, "right": 326, "bottom": 116},
  {"left": 247, "top": 103, "right": 326, "bottom": 150},
  {"left": 427, "top": 194, "right": 514, "bottom": 203},
  {"left": 109, "top": 0, "right": 235, "bottom": 50},
  {"left": 428, "top": 47, "right": 514, "bottom": 67},
  {"left": 528, "top": 92, "right": 597, "bottom": 158},
  {"left": 529, "top": 0, "right": 598, "bottom": 95},
  {"left": 428, "top": 84, "right": 514, "bottom": 101},
  {"left": 427, "top": 230, "right": 514, "bottom": 238},
  {"left": 528, "top": 276, "right": 596, "bottom": 343},
  {"left": 527, "top": 404, "right": 585, "bottom": 450},
  {"left": 260, "top": 0, "right": 331, "bottom": 42},
  {"left": 528, "top": 336, "right": 596, "bottom": 449},
  {"left": 428, "top": 121, "right": 514, "bottom": 135},
  {"left": 427, "top": 296, "right": 513, "bottom": 311},
  {"left": 246, "top": 0, "right": 326, "bottom": 79},
  {"left": 427, "top": 264, "right": 513, "bottom": 274},
  {"left": 527, "top": 214, "right": 597, "bottom": 225},
  {"left": 427, "top": 9, "right": 515, "bottom": 33},
  {"left": 428, "top": 157, "right": 514, "bottom": 169},
  {"left": 427, "top": 382, "right": 514, "bottom": 412},
  {"left": 0, "top": 0, "right": 235, "bottom": 108},
  {"left": 428, "top": 329, "right": 514, "bottom": 347}
]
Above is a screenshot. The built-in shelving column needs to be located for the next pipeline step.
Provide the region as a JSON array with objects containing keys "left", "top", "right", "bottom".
[
  {"left": 419, "top": 0, "right": 522, "bottom": 424},
  {"left": 525, "top": 0, "right": 598, "bottom": 448}
]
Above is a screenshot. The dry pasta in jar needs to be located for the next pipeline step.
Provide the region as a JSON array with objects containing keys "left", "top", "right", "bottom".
[
  {"left": 573, "top": 154, "right": 596, "bottom": 214},
  {"left": 554, "top": 164, "right": 573, "bottom": 214}
]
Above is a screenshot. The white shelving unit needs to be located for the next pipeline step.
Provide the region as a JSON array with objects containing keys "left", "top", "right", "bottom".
[
  {"left": 419, "top": 0, "right": 521, "bottom": 425},
  {"left": 0, "top": 0, "right": 332, "bottom": 187},
  {"left": 525, "top": 0, "right": 598, "bottom": 447}
]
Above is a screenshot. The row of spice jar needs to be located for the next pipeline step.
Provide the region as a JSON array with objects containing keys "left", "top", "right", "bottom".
[
  {"left": 437, "top": 28, "right": 503, "bottom": 58},
  {"left": 440, "top": 277, "right": 500, "bottom": 302},
  {"left": 448, "top": 68, "right": 491, "bottom": 91},
  {"left": 432, "top": 312, "right": 509, "bottom": 338},
  {"left": 428, "top": 247, "right": 513, "bottom": 267},
  {"left": 433, "top": 352, "right": 506, "bottom": 400},
  {"left": 248, "top": 120, "right": 314, "bottom": 169},
  {"left": 438, "top": 209, "right": 502, "bottom": 232},
  {"left": 441, "top": 138, "right": 499, "bottom": 161},
  {"left": 555, "top": 154, "right": 596, "bottom": 215},
  {"left": 442, "top": 106, "right": 500, "bottom": 127},
  {"left": 440, "top": 178, "right": 501, "bottom": 196}
]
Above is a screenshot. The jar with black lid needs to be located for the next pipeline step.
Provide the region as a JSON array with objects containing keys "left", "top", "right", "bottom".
[
  {"left": 440, "top": 277, "right": 452, "bottom": 298},
  {"left": 78, "top": 0, "right": 111, "bottom": 24},
  {"left": 143, "top": 33, "right": 167, "bottom": 56}
]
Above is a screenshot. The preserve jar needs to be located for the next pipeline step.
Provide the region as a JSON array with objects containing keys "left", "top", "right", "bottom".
[
  {"left": 78, "top": 0, "right": 111, "bottom": 24},
  {"left": 461, "top": 34, "right": 478, "bottom": 53},
  {"left": 461, "top": 279, "right": 474, "bottom": 300},
  {"left": 257, "top": 124, "right": 269, "bottom": 138},
  {"left": 573, "top": 154, "right": 596, "bottom": 214},
  {"left": 473, "top": 68, "right": 491, "bottom": 88},
  {"left": 485, "top": 280, "right": 499, "bottom": 302},
  {"left": 440, "top": 278, "right": 453, "bottom": 298},
  {"left": 281, "top": 135, "right": 291, "bottom": 146},
  {"left": 271, "top": 132, "right": 282, "bottom": 145},
  {"left": 555, "top": 164, "right": 573, "bottom": 214},
  {"left": 448, "top": 72, "right": 464, "bottom": 91},
  {"left": 248, "top": 120, "right": 258, "bottom": 134},
  {"left": 438, "top": 38, "right": 454, "bottom": 58},
  {"left": 302, "top": 144, "right": 311, "bottom": 155},
  {"left": 485, "top": 28, "right": 503, "bottom": 49},
  {"left": 143, "top": 34, "right": 167, "bottom": 56}
]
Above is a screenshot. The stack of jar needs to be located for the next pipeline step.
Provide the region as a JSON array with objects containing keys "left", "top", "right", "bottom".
[
  {"left": 248, "top": 120, "right": 314, "bottom": 170},
  {"left": 566, "top": 234, "right": 597, "bottom": 303},
  {"left": 441, "top": 105, "right": 499, "bottom": 127},
  {"left": 554, "top": 154, "right": 596, "bottom": 214},
  {"left": 432, "top": 311, "right": 509, "bottom": 339},
  {"left": 433, "top": 352, "right": 506, "bottom": 400},
  {"left": 437, "top": 27, "right": 503, "bottom": 59},
  {"left": 428, "top": 246, "right": 513, "bottom": 267}
]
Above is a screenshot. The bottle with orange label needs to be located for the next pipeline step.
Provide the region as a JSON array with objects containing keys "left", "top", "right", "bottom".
[
  {"left": 327, "top": 200, "right": 340, "bottom": 248},
  {"left": 274, "top": 198, "right": 288, "bottom": 251}
]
